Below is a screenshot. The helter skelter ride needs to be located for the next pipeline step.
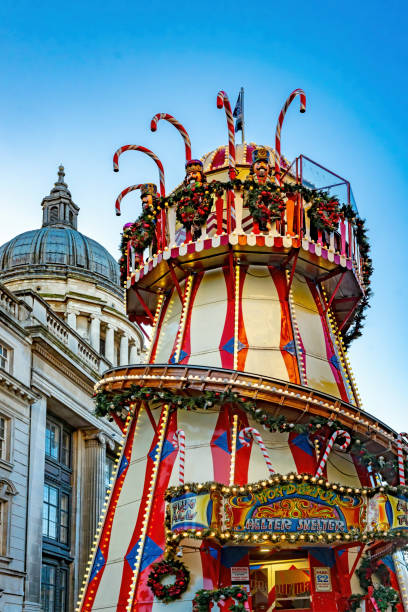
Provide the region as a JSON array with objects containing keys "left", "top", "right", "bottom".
[{"left": 78, "top": 89, "right": 408, "bottom": 612}]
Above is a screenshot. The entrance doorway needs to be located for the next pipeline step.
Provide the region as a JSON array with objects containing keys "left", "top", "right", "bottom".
[{"left": 250, "top": 550, "right": 311, "bottom": 611}]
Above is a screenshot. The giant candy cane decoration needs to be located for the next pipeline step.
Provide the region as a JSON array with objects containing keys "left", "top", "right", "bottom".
[
  {"left": 216, "top": 90, "right": 236, "bottom": 180},
  {"left": 150, "top": 113, "right": 192, "bottom": 163},
  {"left": 172, "top": 429, "right": 186, "bottom": 484},
  {"left": 113, "top": 145, "right": 165, "bottom": 197},
  {"left": 397, "top": 433, "right": 408, "bottom": 485},
  {"left": 315, "top": 430, "right": 351, "bottom": 478},
  {"left": 114, "top": 184, "right": 143, "bottom": 216},
  {"left": 239, "top": 427, "right": 275, "bottom": 475},
  {"left": 275, "top": 88, "right": 306, "bottom": 185}
]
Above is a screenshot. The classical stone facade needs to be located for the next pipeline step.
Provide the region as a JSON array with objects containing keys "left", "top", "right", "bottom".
[{"left": 0, "top": 169, "right": 144, "bottom": 611}]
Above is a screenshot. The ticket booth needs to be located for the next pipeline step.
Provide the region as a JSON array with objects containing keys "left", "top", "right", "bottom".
[{"left": 250, "top": 551, "right": 311, "bottom": 611}]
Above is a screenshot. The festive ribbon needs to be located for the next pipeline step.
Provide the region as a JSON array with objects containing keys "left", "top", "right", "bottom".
[
  {"left": 172, "top": 429, "right": 186, "bottom": 484},
  {"left": 113, "top": 144, "right": 165, "bottom": 196},
  {"left": 238, "top": 427, "right": 275, "bottom": 475},
  {"left": 275, "top": 89, "right": 306, "bottom": 185},
  {"left": 150, "top": 113, "right": 192, "bottom": 163},
  {"left": 114, "top": 184, "right": 142, "bottom": 216},
  {"left": 315, "top": 430, "right": 351, "bottom": 477},
  {"left": 397, "top": 433, "right": 408, "bottom": 485},
  {"left": 216, "top": 90, "right": 236, "bottom": 180}
]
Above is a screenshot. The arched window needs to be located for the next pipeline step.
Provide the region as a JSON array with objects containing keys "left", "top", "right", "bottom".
[
  {"left": 49, "top": 206, "right": 58, "bottom": 224},
  {"left": 69, "top": 211, "right": 73, "bottom": 226}
]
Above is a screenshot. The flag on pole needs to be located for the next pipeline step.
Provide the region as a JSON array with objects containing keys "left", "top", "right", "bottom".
[{"left": 233, "top": 89, "right": 243, "bottom": 134}]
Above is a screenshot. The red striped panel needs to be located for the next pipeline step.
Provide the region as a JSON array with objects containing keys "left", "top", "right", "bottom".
[
  {"left": 179, "top": 272, "right": 204, "bottom": 364},
  {"left": 219, "top": 265, "right": 235, "bottom": 369},
  {"left": 306, "top": 280, "right": 349, "bottom": 402},
  {"left": 132, "top": 410, "right": 178, "bottom": 609},
  {"left": 211, "top": 405, "right": 233, "bottom": 485}
]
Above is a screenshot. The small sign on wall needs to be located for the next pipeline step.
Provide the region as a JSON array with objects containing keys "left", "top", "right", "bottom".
[
  {"left": 231, "top": 566, "right": 250, "bottom": 582},
  {"left": 314, "top": 567, "right": 332, "bottom": 592}
]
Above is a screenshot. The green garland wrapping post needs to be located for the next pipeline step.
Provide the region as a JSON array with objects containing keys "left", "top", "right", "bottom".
[
  {"left": 94, "top": 385, "right": 407, "bottom": 488},
  {"left": 347, "top": 555, "right": 401, "bottom": 611},
  {"left": 147, "top": 558, "right": 190, "bottom": 603},
  {"left": 193, "top": 586, "right": 248, "bottom": 611}
]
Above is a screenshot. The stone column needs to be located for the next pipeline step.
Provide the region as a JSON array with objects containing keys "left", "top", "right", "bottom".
[
  {"left": 67, "top": 310, "right": 77, "bottom": 330},
  {"left": 80, "top": 431, "right": 114, "bottom": 579},
  {"left": 119, "top": 334, "right": 129, "bottom": 365},
  {"left": 23, "top": 396, "right": 47, "bottom": 611},
  {"left": 105, "top": 324, "right": 115, "bottom": 364},
  {"left": 89, "top": 315, "right": 101, "bottom": 351},
  {"left": 129, "top": 342, "right": 139, "bottom": 364}
]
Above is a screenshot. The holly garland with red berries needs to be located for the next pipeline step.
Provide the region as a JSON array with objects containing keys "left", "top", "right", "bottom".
[
  {"left": 147, "top": 557, "right": 190, "bottom": 603},
  {"left": 193, "top": 586, "right": 248, "bottom": 611},
  {"left": 94, "top": 385, "right": 406, "bottom": 488}
]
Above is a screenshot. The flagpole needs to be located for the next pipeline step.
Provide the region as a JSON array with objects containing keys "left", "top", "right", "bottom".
[{"left": 241, "top": 87, "right": 245, "bottom": 144}]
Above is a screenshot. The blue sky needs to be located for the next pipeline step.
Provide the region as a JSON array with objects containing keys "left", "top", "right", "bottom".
[{"left": 0, "top": 1, "right": 407, "bottom": 430}]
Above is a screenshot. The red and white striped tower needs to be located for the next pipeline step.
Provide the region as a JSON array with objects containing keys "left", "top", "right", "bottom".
[{"left": 79, "top": 90, "right": 407, "bottom": 612}]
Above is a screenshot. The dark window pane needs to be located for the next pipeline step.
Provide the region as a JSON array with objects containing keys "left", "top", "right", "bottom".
[
  {"left": 61, "top": 431, "right": 71, "bottom": 467},
  {"left": 46, "top": 421, "right": 60, "bottom": 460}
]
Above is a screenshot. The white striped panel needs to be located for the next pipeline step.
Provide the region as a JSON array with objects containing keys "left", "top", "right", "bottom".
[
  {"left": 154, "top": 288, "right": 183, "bottom": 364},
  {"left": 168, "top": 410, "right": 220, "bottom": 487},
  {"left": 245, "top": 416, "right": 297, "bottom": 482},
  {"left": 189, "top": 269, "right": 228, "bottom": 368},
  {"left": 242, "top": 267, "right": 288, "bottom": 380}
]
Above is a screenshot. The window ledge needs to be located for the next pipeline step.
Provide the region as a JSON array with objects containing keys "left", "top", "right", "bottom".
[{"left": 0, "top": 458, "right": 13, "bottom": 472}]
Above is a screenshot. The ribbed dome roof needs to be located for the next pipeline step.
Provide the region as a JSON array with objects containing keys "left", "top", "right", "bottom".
[
  {"left": 0, "top": 227, "right": 120, "bottom": 285},
  {"left": 0, "top": 166, "right": 120, "bottom": 290}
]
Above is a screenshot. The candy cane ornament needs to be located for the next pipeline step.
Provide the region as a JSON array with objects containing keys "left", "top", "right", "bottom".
[
  {"left": 172, "top": 429, "right": 186, "bottom": 485},
  {"left": 238, "top": 427, "right": 275, "bottom": 475},
  {"left": 216, "top": 90, "right": 236, "bottom": 180},
  {"left": 150, "top": 113, "right": 192, "bottom": 163},
  {"left": 397, "top": 433, "right": 408, "bottom": 485},
  {"left": 113, "top": 145, "right": 165, "bottom": 197},
  {"left": 315, "top": 430, "right": 351, "bottom": 478},
  {"left": 274, "top": 88, "right": 306, "bottom": 185},
  {"left": 114, "top": 184, "right": 143, "bottom": 216}
]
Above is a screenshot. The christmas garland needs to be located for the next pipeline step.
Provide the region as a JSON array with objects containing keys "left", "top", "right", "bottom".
[
  {"left": 244, "top": 182, "right": 285, "bottom": 229},
  {"left": 174, "top": 184, "right": 213, "bottom": 230},
  {"left": 165, "top": 473, "right": 408, "bottom": 500},
  {"left": 119, "top": 211, "right": 156, "bottom": 284},
  {"left": 147, "top": 558, "right": 190, "bottom": 603},
  {"left": 347, "top": 555, "right": 401, "bottom": 611},
  {"left": 94, "top": 385, "right": 405, "bottom": 486},
  {"left": 193, "top": 586, "right": 248, "bottom": 611},
  {"left": 118, "top": 178, "right": 372, "bottom": 346},
  {"left": 166, "top": 523, "right": 408, "bottom": 548}
]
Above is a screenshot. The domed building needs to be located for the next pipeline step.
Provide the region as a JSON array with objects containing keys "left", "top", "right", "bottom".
[
  {"left": 0, "top": 167, "right": 144, "bottom": 611},
  {"left": 0, "top": 166, "right": 142, "bottom": 366}
]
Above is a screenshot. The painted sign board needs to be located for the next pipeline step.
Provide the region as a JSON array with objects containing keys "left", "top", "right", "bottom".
[{"left": 314, "top": 567, "right": 332, "bottom": 592}]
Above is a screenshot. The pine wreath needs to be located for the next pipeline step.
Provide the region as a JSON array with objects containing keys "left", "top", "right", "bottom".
[
  {"left": 307, "top": 193, "right": 341, "bottom": 232},
  {"left": 147, "top": 558, "right": 190, "bottom": 603},
  {"left": 175, "top": 185, "right": 213, "bottom": 230},
  {"left": 245, "top": 184, "right": 285, "bottom": 229}
]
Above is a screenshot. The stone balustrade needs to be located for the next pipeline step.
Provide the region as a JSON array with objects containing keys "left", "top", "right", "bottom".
[{"left": 5, "top": 286, "right": 111, "bottom": 377}]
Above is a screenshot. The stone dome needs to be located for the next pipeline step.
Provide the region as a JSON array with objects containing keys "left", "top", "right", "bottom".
[{"left": 0, "top": 166, "right": 120, "bottom": 292}]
